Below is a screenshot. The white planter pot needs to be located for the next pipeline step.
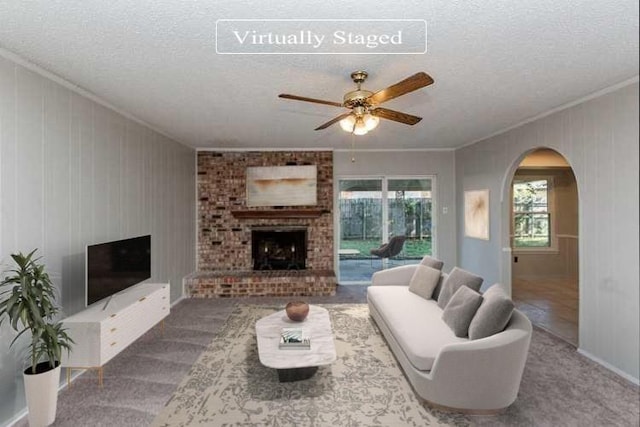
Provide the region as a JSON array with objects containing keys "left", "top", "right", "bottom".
[{"left": 23, "top": 362, "right": 61, "bottom": 427}]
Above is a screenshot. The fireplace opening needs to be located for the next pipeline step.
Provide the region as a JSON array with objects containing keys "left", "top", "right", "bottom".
[{"left": 251, "top": 227, "right": 307, "bottom": 270}]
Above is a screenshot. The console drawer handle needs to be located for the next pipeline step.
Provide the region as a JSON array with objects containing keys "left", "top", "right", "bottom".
[
  {"left": 110, "top": 328, "right": 117, "bottom": 333},
  {"left": 110, "top": 314, "right": 116, "bottom": 318},
  {"left": 139, "top": 297, "right": 146, "bottom": 302},
  {"left": 110, "top": 342, "right": 117, "bottom": 347}
]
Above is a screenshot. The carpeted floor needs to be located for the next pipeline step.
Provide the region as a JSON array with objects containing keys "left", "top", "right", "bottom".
[
  {"left": 152, "top": 304, "right": 454, "bottom": 426},
  {"left": 22, "top": 285, "right": 639, "bottom": 427}
]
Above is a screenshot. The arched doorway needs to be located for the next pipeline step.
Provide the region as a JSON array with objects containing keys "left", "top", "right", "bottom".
[{"left": 508, "top": 148, "right": 579, "bottom": 346}]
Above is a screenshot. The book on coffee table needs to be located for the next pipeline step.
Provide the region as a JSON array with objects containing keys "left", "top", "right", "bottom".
[{"left": 279, "top": 328, "right": 311, "bottom": 349}]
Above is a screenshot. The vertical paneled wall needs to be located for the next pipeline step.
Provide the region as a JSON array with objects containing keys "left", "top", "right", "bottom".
[
  {"left": 455, "top": 83, "right": 639, "bottom": 381},
  {"left": 0, "top": 55, "right": 196, "bottom": 425}
]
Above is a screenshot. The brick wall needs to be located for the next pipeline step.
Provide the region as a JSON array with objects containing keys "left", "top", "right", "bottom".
[
  {"left": 194, "top": 151, "right": 335, "bottom": 297},
  {"left": 185, "top": 270, "right": 336, "bottom": 298}
]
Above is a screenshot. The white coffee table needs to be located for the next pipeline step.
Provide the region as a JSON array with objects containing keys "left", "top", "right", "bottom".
[{"left": 255, "top": 305, "right": 337, "bottom": 382}]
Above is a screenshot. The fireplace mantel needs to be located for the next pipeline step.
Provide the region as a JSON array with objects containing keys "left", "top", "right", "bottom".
[{"left": 231, "top": 209, "right": 329, "bottom": 219}]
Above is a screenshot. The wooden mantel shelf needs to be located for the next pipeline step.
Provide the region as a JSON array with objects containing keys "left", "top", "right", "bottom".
[{"left": 231, "top": 209, "right": 329, "bottom": 219}]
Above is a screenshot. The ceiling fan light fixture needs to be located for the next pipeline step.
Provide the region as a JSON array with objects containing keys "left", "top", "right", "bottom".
[
  {"left": 280, "top": 70, "right": 433, "bottom": 133},
  {"left": 352, "top": 117, "right": 369, "bottom": 136},
  {"left": 339, "top": 114, "right": 356, "bottom": 132},
  {"left": 363, "top": 113, "right": 379, "bottom": 131},
  {"left": 339, "top": 113, "right": 376, "bottom": 135}
]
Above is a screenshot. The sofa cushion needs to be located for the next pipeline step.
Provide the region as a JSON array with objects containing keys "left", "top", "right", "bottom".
[
  {"left": 442, "top": 286, "right": 483, "bottom": 337},
  {"left": 408, "top": 265, "right": 441, "bottom": 300},
  {"left": 469, "top": 284, "right": 515, "bottom": 340},
  {"left": 419, "top": 255, "right": 444, "bottom": 270},
  {"left": 437, "top": 267, "right": 484, "bottom": 309},
  {"left": 367, "top": 286, "right": 466, "bottom": 371}
]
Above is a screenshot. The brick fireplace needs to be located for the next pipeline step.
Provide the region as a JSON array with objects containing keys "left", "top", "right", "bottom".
[
  {"left": 252, "top": 226, "right": 307, "bottom": 270},
  {"left": 186, "top": 151, "right": 336, "bottom": 298}
]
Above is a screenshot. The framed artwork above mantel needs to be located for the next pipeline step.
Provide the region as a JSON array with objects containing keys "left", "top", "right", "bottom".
[{"left": 246, "top": 165, "right": 317, "bottom": 207}]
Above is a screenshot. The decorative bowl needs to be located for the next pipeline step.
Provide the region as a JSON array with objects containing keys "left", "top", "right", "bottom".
[{"left": 285, "top": 301, "right": 310, "bottom": 322}]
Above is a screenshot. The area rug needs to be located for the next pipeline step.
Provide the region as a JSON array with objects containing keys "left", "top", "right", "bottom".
[{"left": 152, "top": 304, "right": 453, "bottom": 427}]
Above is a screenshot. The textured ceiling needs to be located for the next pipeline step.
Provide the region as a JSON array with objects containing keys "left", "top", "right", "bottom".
[{"left": 0, "top": 1, "right": 638, "bottom": 150}]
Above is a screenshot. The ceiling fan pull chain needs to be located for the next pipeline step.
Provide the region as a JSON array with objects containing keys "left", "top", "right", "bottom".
[{"left": 351, "top": 132, "right": 356, "bottom": 163}]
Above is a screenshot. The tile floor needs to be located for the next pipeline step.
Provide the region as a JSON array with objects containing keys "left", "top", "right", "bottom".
[
  {"left": 338, "top": 257, "right": 417, "bottom": 283},
  {"left": 512, "top": 276, "right": 579, "bottom": 346}
]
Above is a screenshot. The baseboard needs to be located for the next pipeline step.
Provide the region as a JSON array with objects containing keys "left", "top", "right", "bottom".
[
  {"left": 577, "top": 348, "right": 639, "bottom": 386},
  {"left": 171, "top": 294, "right": 186, "bottom": 307},
  {"left": 2, "top": 408, "right": 27, "bottom": 427}
]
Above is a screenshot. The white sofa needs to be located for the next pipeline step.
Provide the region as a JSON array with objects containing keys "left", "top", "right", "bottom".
[{"left": 367, "top": 264, "right": 532, "bottom": 412}]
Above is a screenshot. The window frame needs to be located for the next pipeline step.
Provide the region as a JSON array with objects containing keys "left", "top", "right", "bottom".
[
  {"left": 335, "top": 174, "right": 437, "bottom": 284},
  {"left": 511, "top": 175, "right": 558, "bottom": 253}
]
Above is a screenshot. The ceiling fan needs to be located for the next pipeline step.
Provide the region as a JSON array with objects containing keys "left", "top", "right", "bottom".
[{"left": 278, "top": 70, "right": 434, "bottom": 135}]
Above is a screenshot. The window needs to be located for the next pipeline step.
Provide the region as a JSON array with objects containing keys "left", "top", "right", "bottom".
[
  {"left": 512, "top": 178, "right": 554, "bottom": 249},
  {"left": 337, "top": 176, "right": 435, "bottom": 283}
]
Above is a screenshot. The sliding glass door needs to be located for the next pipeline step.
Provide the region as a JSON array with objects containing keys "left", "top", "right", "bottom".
[
  {"left": 338, "top": 176, "right": 435, "bottom": 283},
  {"left": 387, "top": 178, "right": 433, "bottom": 259},
  {"left": 338, "top": 179, "right": 383, "bottom": 283}
]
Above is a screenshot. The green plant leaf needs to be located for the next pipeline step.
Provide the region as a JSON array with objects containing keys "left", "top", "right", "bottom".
[{"left": 0, "top": 249, "right": 73, "bottom": 369}]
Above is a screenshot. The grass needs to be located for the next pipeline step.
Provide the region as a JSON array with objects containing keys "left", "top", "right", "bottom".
[
  {"left": 340, "top": 238, "right": 432, "bottom": 259},
  {"left": 514, "top": 237, "right": 550, "bottom": 247}
]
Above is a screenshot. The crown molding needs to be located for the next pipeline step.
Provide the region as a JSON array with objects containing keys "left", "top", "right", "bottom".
[
  {"left": 0, "top": 46, "right": 188, "bottom": 148},
  {"left": 458, "top": 75, "right": 640, "bottom": 150},
  {"left": 196, "top": 147, "right": 335, "bottom": 152},
  {"left": 334, "top": 147, "right": 455, "bottom": 153}
]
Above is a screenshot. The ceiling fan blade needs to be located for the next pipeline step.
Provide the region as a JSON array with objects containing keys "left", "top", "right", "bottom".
[
  {"left": 315, "top": 112, "right": 352, "bottom": 130},
  {"left": 279, "top": 94, "right": 343, "bottom": 108},
  {"left": 368, "top": 72, "right": 434, "bottom": 105},
  {"left": 372, "top": 108, "right": 422, "bottom": 125}
]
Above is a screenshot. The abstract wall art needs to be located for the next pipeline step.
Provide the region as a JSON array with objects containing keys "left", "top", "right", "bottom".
[
  {"left": 464, "top": 189, "right": 490, "bottom": 240},
  {"left": 246, "top": 165, "right": 317, "bottom": 207}
]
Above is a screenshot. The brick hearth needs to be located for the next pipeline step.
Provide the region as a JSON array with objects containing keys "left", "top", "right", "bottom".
[
  {"left": 185, "top": 270, "right": 336, "bottom": 298},
  {"left": 190, "top": 151, "right": 336, "bottom": 298}
]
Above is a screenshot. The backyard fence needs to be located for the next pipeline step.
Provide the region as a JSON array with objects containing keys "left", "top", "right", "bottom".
[{"left": 339, "top": 198, "right": 432, "bottom": 240}]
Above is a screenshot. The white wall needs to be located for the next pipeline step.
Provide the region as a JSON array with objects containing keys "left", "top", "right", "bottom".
[
  {"left": 0, "top": 54, "right": 196, "bottom": 425},
  {"left": 334, "top": 150, "right": 457, "bottom": 270},
  {"left": 455, "top": 83, "right": 639, "bottom": 381}
]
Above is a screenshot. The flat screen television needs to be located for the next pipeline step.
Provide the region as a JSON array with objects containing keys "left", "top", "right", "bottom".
[{"left": 86, "top": 235, "right": 151, "bottom": 306}]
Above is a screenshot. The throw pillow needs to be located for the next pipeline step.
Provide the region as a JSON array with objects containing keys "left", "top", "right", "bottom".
[
  {"left": 408, "top": 265, "right": 442, "bottom": 300},
  {"left": 419, "top": 256, "right": 444, "bottom": 300},
  {"left": 437, "top": 267, "right": 484, "bottom": 309},
  {"left": 419, "top": 255, "right": 444, "bottom": 270},
  {"left": 469, "top": 284, "right": 515, "bottom": 340},
  {"left": 441, "top": 286, "right": 483, "bottom": 337},
  {"left": 432, "top": 274, "right": 446, "bottom": 301}
]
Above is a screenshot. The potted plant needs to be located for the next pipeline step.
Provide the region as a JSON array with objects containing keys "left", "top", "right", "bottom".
[{"left": 0, "top": 249, "right": 73, "bottom": 427}]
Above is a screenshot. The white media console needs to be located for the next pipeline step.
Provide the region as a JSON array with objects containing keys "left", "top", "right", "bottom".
[{"left": 61, "top": 282, "right": 170, "bottom": 386}]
